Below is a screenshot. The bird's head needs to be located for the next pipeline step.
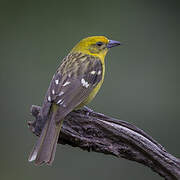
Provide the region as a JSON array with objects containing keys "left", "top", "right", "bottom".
[{"left": 71, "top": 36, "right": 122, "bottom": 60}]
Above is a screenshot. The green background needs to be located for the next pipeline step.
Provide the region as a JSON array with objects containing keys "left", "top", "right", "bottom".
[{"left": 0, "top": 0, "right": 179, "bottom": 179}]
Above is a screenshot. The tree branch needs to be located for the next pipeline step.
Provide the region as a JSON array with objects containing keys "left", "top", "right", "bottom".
[{"left": 28, "top": 105, "right": 180, "bottom": 180}]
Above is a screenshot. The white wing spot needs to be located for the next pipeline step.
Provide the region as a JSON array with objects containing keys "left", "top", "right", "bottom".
[
  {"left": 57, "top": 99, "right": 63, "bottom": 104},
  {"left": 98, "top": 70, "right": 101, "bottom": 75},
  {"left": 52, "top": 89, "right": 55, "bottom": 95},
  {"left": 59, "top": 91, "right": 64, "bottom": 96},
  {"left": 90, "top": 70, "right": 96, "bottom": 75},
  {"left": 62, "top": 81, "right": 71, "bottom": 86},
  {"left": 48, "top": 96, "right": 51, "bottom": 102},
  {"left": 59, "top": 100, "right": 66, "bottom": 107},
  {"left": 55, "top": 79, "right": 59, "bottom": 85},
  {"left": 81, "top": 78, "right": 89, "bottom": 88}
]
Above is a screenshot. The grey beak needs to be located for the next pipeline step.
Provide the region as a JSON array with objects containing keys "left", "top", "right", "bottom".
[{"left": 107, "top": 40, "right": 122, "bottom": 48}]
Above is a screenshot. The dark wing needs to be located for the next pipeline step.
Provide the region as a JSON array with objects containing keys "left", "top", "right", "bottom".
[{"left": 41, "top": 53, "right": 103, "bottom": 124}]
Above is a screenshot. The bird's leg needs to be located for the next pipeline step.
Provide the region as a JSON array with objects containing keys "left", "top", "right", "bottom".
[
  {"left": 82, "top": 106, "right": 94, "bottom": 116},
  {"left": 83, "top": 106, "right": 93, "bottom": 112}
]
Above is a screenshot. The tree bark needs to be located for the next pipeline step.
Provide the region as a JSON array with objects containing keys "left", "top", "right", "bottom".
[{"left": 28, "top": 105, "right": 180, "bottom": 180}]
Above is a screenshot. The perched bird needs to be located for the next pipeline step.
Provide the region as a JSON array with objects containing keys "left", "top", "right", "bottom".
[{"left": 28, "top": 36, "right": 121, "bottom": 165}]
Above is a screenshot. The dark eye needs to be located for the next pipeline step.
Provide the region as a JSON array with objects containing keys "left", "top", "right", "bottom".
[{"left": 96, "top": 41, "right": 103, "bottom": 46}]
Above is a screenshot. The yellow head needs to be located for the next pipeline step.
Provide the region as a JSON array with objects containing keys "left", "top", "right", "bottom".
[{"left": 71, "top": 36, "right": 121, "bottom": 60}]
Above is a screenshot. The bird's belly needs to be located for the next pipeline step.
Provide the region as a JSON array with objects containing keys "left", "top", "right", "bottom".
[
  {"left": 76, "top": 76, "right": 104, "bottom": 109},
  {"left": 76, "top": 64, "right": 105, "bottom": 109},
  {"left": 80, "top": 80, "right": 103, "bottom": 107}
]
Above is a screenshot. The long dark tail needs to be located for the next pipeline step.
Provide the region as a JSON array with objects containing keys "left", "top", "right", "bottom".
[{"left": 28, "top": 107, "right": 63, "bottom": 166}]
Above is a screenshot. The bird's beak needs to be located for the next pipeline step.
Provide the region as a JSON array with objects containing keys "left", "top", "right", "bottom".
[{"left": 107, "top": 40, "right": 122, "bottom": 48}]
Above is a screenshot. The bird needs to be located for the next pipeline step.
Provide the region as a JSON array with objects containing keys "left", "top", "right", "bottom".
[{"left": 28, "top": 36, "right": 122, "bottom": 165}]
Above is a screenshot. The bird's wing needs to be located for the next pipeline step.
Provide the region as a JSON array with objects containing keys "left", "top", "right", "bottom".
[{"left": 41, "top": 53, "right": 103, "bottom": 124}]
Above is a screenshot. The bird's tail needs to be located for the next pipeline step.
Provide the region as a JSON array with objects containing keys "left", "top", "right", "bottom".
[{"left": 28, "top": 105, "right": 63, "bottom": 166}]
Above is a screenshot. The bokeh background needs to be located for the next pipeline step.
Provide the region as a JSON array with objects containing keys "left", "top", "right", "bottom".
[{"left": 0, "top": 0, "right": 179, "bottom": 179}]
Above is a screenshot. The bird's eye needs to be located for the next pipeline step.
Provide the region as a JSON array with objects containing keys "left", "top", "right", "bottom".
[{"left": 96, "top": 41, "right": 103, "bottom": 46}]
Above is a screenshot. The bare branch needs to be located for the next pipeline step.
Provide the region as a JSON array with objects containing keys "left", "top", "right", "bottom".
[{"left": 28, "top": 105, "right": 180, "bottom": 180}]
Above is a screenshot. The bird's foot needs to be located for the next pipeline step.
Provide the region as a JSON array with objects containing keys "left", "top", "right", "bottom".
[{"left": 82, "top": 106, "right": 94, "bottom": 116}]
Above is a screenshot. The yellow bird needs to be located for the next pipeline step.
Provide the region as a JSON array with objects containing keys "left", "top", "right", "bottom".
[{"left": 28, "top": 36, "right": 121, "bottom": 165}]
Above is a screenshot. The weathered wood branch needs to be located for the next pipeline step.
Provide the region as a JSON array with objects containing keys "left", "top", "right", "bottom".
[{"left": 28, "top": 105, "right": 180, "bottom": 180}]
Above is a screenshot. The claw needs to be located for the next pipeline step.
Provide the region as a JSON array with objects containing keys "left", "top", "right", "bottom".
[{"left": 83, "top": 106, "right": 93, "bottom": 116}]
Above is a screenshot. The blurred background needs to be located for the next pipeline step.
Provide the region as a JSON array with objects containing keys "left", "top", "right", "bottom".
[{"left": 0, "top": 0, "right": 179, "bottom": 179}]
